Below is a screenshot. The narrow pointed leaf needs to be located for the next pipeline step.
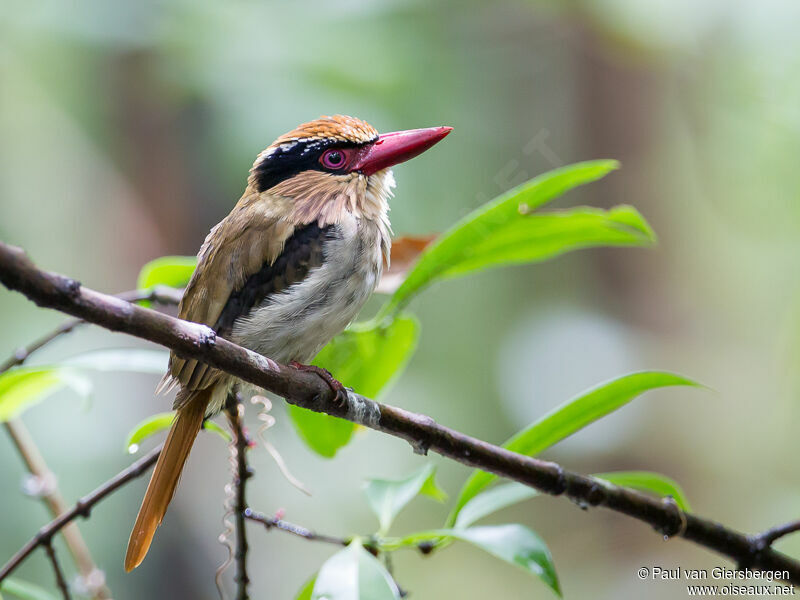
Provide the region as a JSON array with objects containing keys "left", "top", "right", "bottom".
[
  {"left": 452, "top": 473, "right": 690, "bottom": 530},
  {"left": 137, "top": 255, "right": 196, "bottom": 290},
  {"left": 125, "top": 411, "right": 230, "bottom": 454},
  {"left": 0, "top": 367, "right": 92, "bottom": 422},
  {"left": 364, "top": 464, "right": 446, "bottom": 535},
  {"left": 295, "top": 576, "right": 316, "bottom": 600},
  {"left": 450, "top": 371, "right": 699, "bottom": 523},
  {"left": 447, "top": 525, "right": 560, "bottom": 596},
  {"left": 439, "top": 205, "right": 654, "bottom": 278},
  {"left": 593, "top": 471, "right": 691, "bottom": 512},
  {"left": 455, "top": 482, "right": 538, "bottom": 528},
  {"left": 312, "top": 540, "right": 400, "bottom": 600},
  {"left": 288, "top": 315, "right": 419, "bottom": 457},
  {"left": 380, "top": 160, "right": 631, "bottom": 315},
  {"left": 0, "top": 579, "right": 59, "bottom": 600},
  {"left": 136, "top": 255, "right": 196, "bottom": 306}
]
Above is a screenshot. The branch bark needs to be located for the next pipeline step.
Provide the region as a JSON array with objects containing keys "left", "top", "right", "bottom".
[{"left": 1, "top": 241, "right": 799, "bottom": 584}]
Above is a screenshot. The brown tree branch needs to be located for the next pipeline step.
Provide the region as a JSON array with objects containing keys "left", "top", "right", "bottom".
[
  {"left": 1, "top": 241, "right": 799, "bottom": 584},
  {"left": 0, "top": 286, "right": 180, "bottom": 599}
]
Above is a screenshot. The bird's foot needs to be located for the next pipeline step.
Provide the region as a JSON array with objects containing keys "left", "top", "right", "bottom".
[{"left": 289, "top": 362, "right": 348, "bottom": 407}]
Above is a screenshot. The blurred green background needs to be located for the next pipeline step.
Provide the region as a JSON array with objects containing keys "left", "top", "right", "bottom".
[{"left": 2, "top": 0, "right": 800, "bottom": 598}]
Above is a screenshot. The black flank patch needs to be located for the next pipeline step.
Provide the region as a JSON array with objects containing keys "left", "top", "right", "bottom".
[{"left": 213, "top": 222, "right": 339, "bottom": 337}]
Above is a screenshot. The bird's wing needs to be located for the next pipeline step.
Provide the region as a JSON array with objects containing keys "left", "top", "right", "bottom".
[
  {"left": 165, "top": 194, "right": 295, "bottom": 393},
  {"left": 163, "top": 194, "right": 333, "bottom": 396}
]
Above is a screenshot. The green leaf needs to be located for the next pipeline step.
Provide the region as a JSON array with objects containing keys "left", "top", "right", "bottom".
[
  {"left": 0, "top": 579, "right": 59, "bottom": 600},
  {"left": 295, "top": 576, "right": 316, "bottom": 600},
  {"left": 136, "top": 256, "right": 196, "bottom": 306},
  {"left": 449, "top": 371, "right": 698, "bottom": 524},
  {"left": 452, "top": 473, "right": 690, "bottom": 530},
  {"left": 454, "top": 482, "right": 538, "bottom": 528},
  {"left": 126, "top": 412, "right": 174, "bottom": 453},
  {"left": 363, "top": 464, "right": 446, "bottom": 535},
  {"left": 312, "top": 540, "right": 400, "bottom": 600},
  {"left": 438, "top": 205, "right": 654, "bottom": 278},
  {"left": 125, "top": 411, "right": 230, "bottom": 454},
  {"left": 593, "top": 471, "right": 691, "bottom": 512},
  {"left": 202, "top": 421, "right": 230, "bottom": 442},
  {"left": 0, "top": 367, "right": 92, "bottom": 422},
  {"left": 288, "top": 315, "right": 419, "bottom": 458},
  {"left": 419, "top": 471, "right": 448, "bottom": 503},
  {"left": 446, "top": 525, "right": 561, "bottom": 596},
  {"left": 286, "top": 407, "right": 357, "bottom": 459},
  {"left": 64, "top": 349, "right": 168, "bottom": 374},
  {"left": 380, "top": 160, "right": 644, "bottom": 316},
  {"left": 386, "top": 525, "right": 559, "bottom": 595}
]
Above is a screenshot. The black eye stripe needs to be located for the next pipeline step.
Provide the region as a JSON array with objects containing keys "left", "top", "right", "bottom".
[{"left": 253, "top": 138, "right": 367, "bottom": 193}]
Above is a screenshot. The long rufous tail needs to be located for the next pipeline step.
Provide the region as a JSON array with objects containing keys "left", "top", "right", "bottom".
[{"left": 125, "top": 389, "right": 211, "bottom": 571}]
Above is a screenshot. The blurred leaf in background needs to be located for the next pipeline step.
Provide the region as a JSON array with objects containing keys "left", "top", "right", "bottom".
[
  {"left": 64, "top": 349, "right": 168, "bottom": 374},
  {"left": 363, "top": 463, "right": 446, "bottom": 535},
  {"left": 135, "top": 257, "right": 196, "bottom": 307},
  {"left": 0, "top": 367, "right": 91, "bottom": 422},
  {"left": 124, "top": 410, "right": 230, "bottom": 454}
]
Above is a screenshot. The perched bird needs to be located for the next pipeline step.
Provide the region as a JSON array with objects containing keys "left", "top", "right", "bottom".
[{"left": 125, "top": 115, "right": 451, "bottom": 571}]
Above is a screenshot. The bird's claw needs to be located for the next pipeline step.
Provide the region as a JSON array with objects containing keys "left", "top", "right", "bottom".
[{"left": 290, "top": 362, "right": 348, "bottom": 407}]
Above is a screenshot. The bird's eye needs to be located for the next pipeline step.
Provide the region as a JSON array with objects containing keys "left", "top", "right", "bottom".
[{"left": 320, "top": 149, "right": 347, "bottom": 170}]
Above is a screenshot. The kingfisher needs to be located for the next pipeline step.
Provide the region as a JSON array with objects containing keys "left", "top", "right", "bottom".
[{"left": 125, "top": 115, "right": 452, "bottom": 570}]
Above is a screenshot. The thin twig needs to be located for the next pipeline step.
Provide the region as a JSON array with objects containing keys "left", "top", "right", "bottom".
[
  {"left": 0, "top": 285, "right": 180, "bottom": 598},
  {"left": 244, "top": 509, "right": 349, "bottom": 547},
  {"left": 2, "top": 242, "right": 800, "bottom": 584},
  {"left": 0, "top": 445, "right": 162, "bottom": 582},
  {"left": 0, "top": 286, "right": 180, "bottom": 374},
  {"left": 227, "top": 397, "right": 251, "bottom": 600},
  {"left": 752, "top": 521, "right": 800, "bottom": 550},
  {"left": 43, "top": 540, "right": 72, "bottom": 600},
  {"left": 0, "top": 319, "right": 81, "bottom": 374}
]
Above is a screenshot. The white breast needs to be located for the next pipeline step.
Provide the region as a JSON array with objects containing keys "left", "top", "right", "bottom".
[{"left": 230, "top": 214, "right": 385, "bottom": 364}]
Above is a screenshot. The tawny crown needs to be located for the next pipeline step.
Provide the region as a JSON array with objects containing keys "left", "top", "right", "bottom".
[{"left": 270, "top": 115, "right": 379, "bottom": 148}]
